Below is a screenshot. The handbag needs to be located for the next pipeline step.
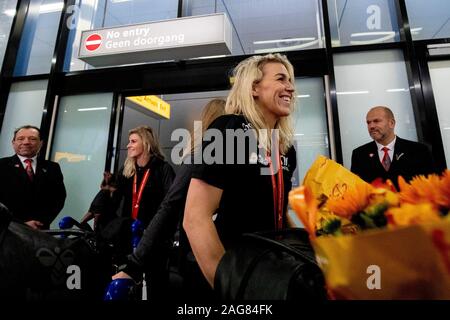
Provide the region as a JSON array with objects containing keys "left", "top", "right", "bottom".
[
  {"left": 0, "top": 204, "right": 112, "bottom": 300},
  {"left": 214, "top": 228, "right": 327, "bottom": 300}
]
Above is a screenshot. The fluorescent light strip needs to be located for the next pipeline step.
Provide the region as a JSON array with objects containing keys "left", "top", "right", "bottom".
[
  {"left": 4, "top": 9, "right": 15, "bottom": 16},
  {"left": 111, "top": 0, "right": 132, "bottom": 3},
  {"left": 254, "top": 39, "right": 320, "bottom": 54},
  {"left": 253, "top": 37, "right": 316, "bottom": 45},
  {"left": 4, "top": 2, "right": 63, "bottom": 16},
  {"left": 386, "top": 88, "right": 408, "bottom": 92},
  {"left": 39, "top": 2, "right": 64, "bottom": 13},
  {"left": 78, "top": 107, "right": 108, "bottom": 112},
  {"left": 336, "top": 91, "right": 369, "bottom": 95},
  {"left": 351, "top": 31, "right": 395, "bottom": 37},
  {"left": 350, "top": 31, "right": 396, "bottom": 45},
  {"left": 296, "top": 94, "right": 310, "bottom": 98}
]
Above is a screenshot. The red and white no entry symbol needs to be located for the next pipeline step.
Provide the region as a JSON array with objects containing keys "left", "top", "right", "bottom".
[{"left": 85, "top": 34, "right": 102, "bottom": 51}]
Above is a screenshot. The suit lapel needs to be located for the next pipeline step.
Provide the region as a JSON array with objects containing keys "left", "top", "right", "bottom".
[
  {"left": 368, "top": 142, "right": 385, "bottom": 172},
  {"left": 390, "top": 137, "right": 406, "bottom": 171},
  {"left": 34, "top": 159, "right": 47, "bottom": 182}
]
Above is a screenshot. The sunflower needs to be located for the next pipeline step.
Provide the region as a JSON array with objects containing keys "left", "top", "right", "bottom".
[
  {"left": 436, "top": 170, "right": 450, "bottom": 210},
  {"left": 386, "top": 203, "right": 441, "bottom": 227},
  {"left": 326, "top": 181, "right": 373, "bottom": 219},
  {"left": 398, "top": 174, "right": 442, "bottom": 208}
]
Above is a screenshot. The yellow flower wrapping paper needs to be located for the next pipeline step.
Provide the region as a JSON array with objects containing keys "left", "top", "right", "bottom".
[
  {"left": 291, "top": 155, "right": 450, "bottom": 299},
  {"left": 314, "top": 222, "right": 450, "bottom": 299}
]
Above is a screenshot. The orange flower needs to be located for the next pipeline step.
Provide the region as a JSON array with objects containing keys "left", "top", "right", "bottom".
[
  {"left": 386, "top": 203, "right": 441, "bottom": 227},
  {"left": 436, "top": 170, "right": 450, "bottom": 209},
  {"left": 398, "top": 174, "right": 442, "bottom": 208},
  {"left": 326, "top": 182, "right": 373, "bottom": 219}
]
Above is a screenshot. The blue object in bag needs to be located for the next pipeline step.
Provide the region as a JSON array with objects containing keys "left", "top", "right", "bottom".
[
  {"left": 104, "top": 278, "right": 137, "bottom": 300},
  {"left": 131, "top": 219, "right": 144, "bottom": 250}
]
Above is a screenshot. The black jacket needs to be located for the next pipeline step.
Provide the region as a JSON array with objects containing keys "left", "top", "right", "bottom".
[
  {"left": 0, "top": 155, "right": 66, "bottom": 228},
  {"left": 114, "top": 156, "right": 175, "bottom": 228},
  {"left": 351, "top": 137, "right": 436, "bottom": 188},
  {"left": 125, "top": 162, "right": 192, "bottom": 279}
]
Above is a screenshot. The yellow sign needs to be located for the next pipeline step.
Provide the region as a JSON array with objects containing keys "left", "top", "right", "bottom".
[{"left": 126, "top": 95, "right": 170, "bottom": 119}]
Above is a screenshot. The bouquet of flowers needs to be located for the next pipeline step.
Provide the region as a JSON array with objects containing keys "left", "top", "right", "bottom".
[{"left": 289, "top": 156, "right": 450, "bottom": 299}]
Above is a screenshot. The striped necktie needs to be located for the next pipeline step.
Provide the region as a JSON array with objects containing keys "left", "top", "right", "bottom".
[
  {"left": 381, "top": 147, "right": 391, "bottom": 171},
  {"left": 24, "top": 158, "right": 34, "bottom": 181}
]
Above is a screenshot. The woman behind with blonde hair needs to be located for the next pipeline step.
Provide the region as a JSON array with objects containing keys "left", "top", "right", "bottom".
[
  {"left": 122, "top": 126, "right": 165, "bottom": 177},
  {"left": 185, "top": 98, "right": 227, "bottom": 156},
  {"left": 107, "top": 125, "right": 174, "bottom": 300},
  {"left": 183, "top": 53, "right": 298, "bottom": 291}
]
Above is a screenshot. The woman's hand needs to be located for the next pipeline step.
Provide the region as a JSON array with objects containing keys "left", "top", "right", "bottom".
[{"left": 112, "top": 271, "right": 132, "bottom": 280}]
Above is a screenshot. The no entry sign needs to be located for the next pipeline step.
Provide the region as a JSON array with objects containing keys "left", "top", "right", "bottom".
[{"left": 85, "top": 34, "right": 102, "bottom": 51}]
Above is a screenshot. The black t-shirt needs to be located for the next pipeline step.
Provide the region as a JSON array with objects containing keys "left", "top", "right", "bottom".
[{"left": 191, "top": 114, "right": 297, "bottom": 248}]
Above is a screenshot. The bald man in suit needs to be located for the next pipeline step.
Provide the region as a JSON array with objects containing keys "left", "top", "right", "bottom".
[
  {"left": 350, "top": 106, "right": 436, "bottom": 188},
  {"left": 0, "top": 125, "right": 66, "bottom": 230}
]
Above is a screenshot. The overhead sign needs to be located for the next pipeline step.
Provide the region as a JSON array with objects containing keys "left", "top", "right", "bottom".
[
  {"left": 78, "top": 13, "right": 232, "bottom": 67},
  {"left": 126, "top": 95, "right": 171, "bottom": 120}
]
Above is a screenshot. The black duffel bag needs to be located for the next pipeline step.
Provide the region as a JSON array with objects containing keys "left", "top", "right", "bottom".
[
  {"left": 214, "top": 228, "right": 327, "bottom": 301},
  {"left": 0, "top": 203, "right": 112, "bottom": 300}
]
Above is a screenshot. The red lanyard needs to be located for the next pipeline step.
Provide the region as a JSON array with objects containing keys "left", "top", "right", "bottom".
[
  {"left": 132, "top": 169, "right": 150, "bottom": 220},
  {"left": 268, "top": 152, "right": 284, "bottom": 230}
]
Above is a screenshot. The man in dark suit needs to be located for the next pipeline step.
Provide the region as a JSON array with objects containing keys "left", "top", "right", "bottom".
[
  {"left": 351, "top": 106, "right": 436, "bottom": 188},
  {"left": 0, "top": 125, "right": 66, "bottom": 230}
]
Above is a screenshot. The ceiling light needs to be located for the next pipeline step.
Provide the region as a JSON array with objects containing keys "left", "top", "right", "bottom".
[
  {"left": 3, "top": 3, "right": 64, "bottom": 16},
  {"left": 111, "top": 0, "right": 132, "bottom": 3},
  {"left": 411, "top": 27, "right": 422, "bottom": 35},
  {"left": 78, "top": 107, "right": 108, "bottom": 112},
  {"left": 336, "top": 90, "right": 369, "bottom": 95},
  {"left": 253, "top": 37, "right": 316, "bottom": 45},
  {"left": 254, "top": 39, "right": 319, "bottom": 54},
  {"left": 4, "top": 9, "right": 16, "bottom": 16},
  {"left": 350, "top": 31, "right": 395, "bottom": 45},
  {"left": 39, "top": 2, "right": 64, "bottom": 14},
  {"left": 296, "top": 94, "right": 310, "bottom": 98},
  {"left": 386, "top": 88, "right": 408, "bottom": 92}
]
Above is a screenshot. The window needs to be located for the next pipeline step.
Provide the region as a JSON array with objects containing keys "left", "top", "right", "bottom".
[
  {"left": 50, "top": 92, "right": 113, "bottom": 228},
  {"left": 428, "top": 60, "right": 450, "bottom": 167},
  {"left": 13, "top": 0, "right": 64, "bottom": 76},
  {"left": 327, "top": 0, "right": 400, "bottom": 47},
  {"left": 183, "top": 0, "right": 324, "bottom": 56},
  {"left": 0, "top": 0, "right": 18, "bottom": 68},
  {"left": 334, "top": 49, "right": 418, "bottom": 168},
  {"left": 405, "top": 0, "right": 450, "bottom": 40},
  {"left": 0, "top": 80, "right": 47, "bottom": 157}
]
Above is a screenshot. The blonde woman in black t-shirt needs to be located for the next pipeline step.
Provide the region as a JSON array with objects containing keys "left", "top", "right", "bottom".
[{"left": 183, "top": 53, "right": 297, "bottom": 289}]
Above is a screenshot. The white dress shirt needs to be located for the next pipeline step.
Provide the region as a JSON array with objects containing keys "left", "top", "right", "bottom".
[
  {"left": 375, "top": 137, "right": 396, "bottom": 163},
  {"left": 17, "top": 154, "right": 37, "bottom": 173}
]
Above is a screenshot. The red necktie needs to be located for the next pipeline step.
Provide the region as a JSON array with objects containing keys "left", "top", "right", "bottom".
[
  {"left": 381, "top": 147, "right": 391, "bottom": 171},
  {"left": 24, "top": 158, "right": 34, "bottom": 181}
]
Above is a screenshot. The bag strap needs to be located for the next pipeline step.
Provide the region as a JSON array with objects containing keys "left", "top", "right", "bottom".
[
  {"left": 235, "top": 247, "right": 273, "bottom": 300},
  {"left": 243, "top": 232, "right": 318, "bottom": 266}
]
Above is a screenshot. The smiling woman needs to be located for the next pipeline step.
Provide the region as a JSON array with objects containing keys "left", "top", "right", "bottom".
[
  {"left": 183, "top": 53, "right": 299, "bottom": 295},
  {"left": 95, "top": 125, "right": 174, "bottom": 300}
]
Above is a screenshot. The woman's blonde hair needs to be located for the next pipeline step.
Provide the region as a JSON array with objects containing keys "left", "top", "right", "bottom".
[
  {"left": 193, "top": 98, "right": 226, "bottom": 153},
  {"left": 123, "top": 126, "right": 164, "bottom": 177},
  {"left": 182, "top": 98, "right": 226, "bottom": 157},
  {"left": 225, "top": 53, "right": 296, "bottom": 154}
]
